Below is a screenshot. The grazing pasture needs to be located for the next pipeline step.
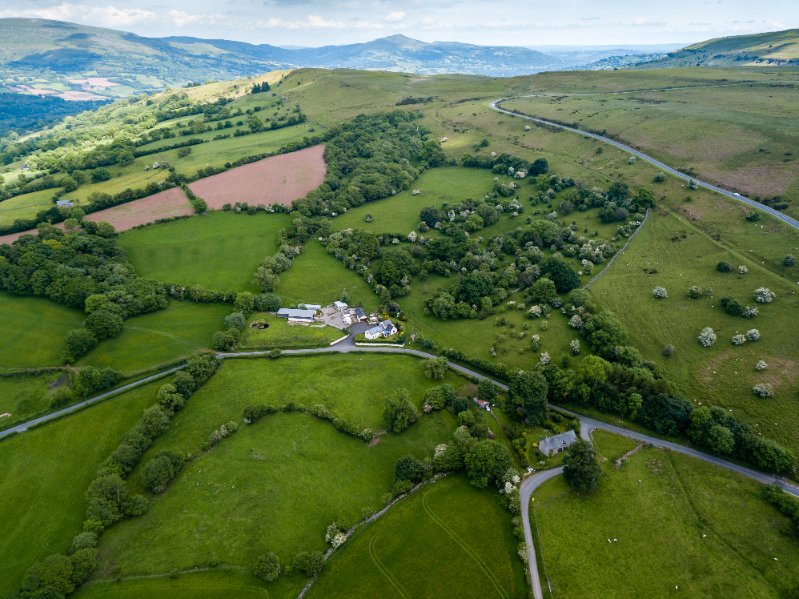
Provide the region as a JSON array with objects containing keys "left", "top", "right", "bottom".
[
  {"left": 80, "top": 301, "right": 229, "bottom": 376},
  {"left": 118, "top": 212, "right": 290, "bottom": 292},
  {"left": 0, "top": 380, "right": 162, "bottom": 597},
  {"left": 0, "top": 293, "right": 83, "bottom": 369},
  {"left": 239, "top": 313, "right": 343, "bottom": 349},
  {"left": 591, "top": 209, "right": 799, "bottom": 457},
  {"left": 187, "top": 145, "right": 326, "bottom": 209},
  {"left": 0, "top": 373, "right": 63, "bottom": 430},
  {"left": 308, "top": 475, "right": 527, "bottom": 599},
  {"left": 332, "top": 167, "right": 499, "bottom": 233},
  {"left": 85, "top": 187, "right": 194, "bottom": 232},
  {"left": 0, "top": 188, "right": 60, "bottom": 227},
  {"left": 277, "top": 240, "right": 379, "bottom": 310},
  {"left": 532, "top": 431, "right": 799, "bottom": 597}
]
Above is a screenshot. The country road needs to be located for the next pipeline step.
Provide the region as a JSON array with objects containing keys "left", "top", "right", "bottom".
[{"left": 489, "top": 98, "right": 799, "bottom": 232}]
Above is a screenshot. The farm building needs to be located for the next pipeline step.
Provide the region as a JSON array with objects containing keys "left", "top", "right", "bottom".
[
  {"left": 353, "top": 307, "right": 366, "bottom": 321},
  {"left": 276, "top": 308, "right": 316, "bottom": 323},
  {"left": 538, "top": 430, "right": 578, "bottom": 457},
  {"left": 364, "top": 320, "right": 398, "bottom": 340},
  {"left": 56, "top": 199, "right": 74, "bottom": 207},
  {"left": 298, "top": 303, "right": 321, "bottom": 311},
  {"left": 473, "top": 398, "right": 491, "bottom": 411},
  {"left": 333, "top": 301, "right": 348, "bottom": 312}
]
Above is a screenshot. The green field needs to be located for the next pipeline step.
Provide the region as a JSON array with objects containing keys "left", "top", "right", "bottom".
[
  {"left": 591, "top": 209, "right": 799, "bottom": 457},
  {"left": 80, "top": 301, "right": 229, "bottom": 375},
  {"left": 504, "top": 69, "right": 799, "bottom": 218},
  {"left": 0, "top": 379, "right": 162, "bottom": 596},
  {"left": 239, "top": 313, "right": 343, "bottom": 349},
  {"left": 532, "top": 431, "right": 799, "bottom": 597},
  {"left": 333, "top": 167, "right": 499, "bottom": 233},
  {"left": 0, "top": 373, "right": 65, "bottom": 430},
  {"left": 277, "top": 240, "right": 379, "bottom": 310},
  {"left": 118, "top": 212, "right": 290, "bottom": 292},
  {"left": 0, "top": 293, "right": 83, "bottom": 369},
  {"left": 0, "top": 188, "right": 60, "bottom": 227},
  {"left": 92, "top": 356, "right": 465, "bottom": 592},
  {"left": 308, "top": 475, "right": 528, "bottom": 599}
]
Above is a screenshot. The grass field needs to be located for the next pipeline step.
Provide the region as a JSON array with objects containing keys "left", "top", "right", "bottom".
[
  {"left": 277, "top": 240, "right": 379, "bottom": 310},
  {"left": 308, "top": 475, "right": 528, "bottom": 599},
  {"left": 0, "top": 188, "right": 60, "bottom": 227},
  {"left": 0, "top": 379, "right": 162, "bottom": 597},
  {"left": 80, "top": 301, "right": 229, "bottom": 375},
  {"left": 504, "top": 69, "right": 799, "bottom": 218},
  {"left": 0, "top": 373, "right": 65, "bottom": 430},
  {"left": 590, "top": 208, "right": 799, "bottom": 457},
  {"left": 92, "top": 355, "right": 465, "bottom": 592},
  {"left": 0, "top": 293, "right": 83, "bottom": 369},
  {"left": 532, "top": 431, "right": 799, "bottom": 597},
  {"left": 118, "top": 212, "right": 290, "bottom": 292},
  {"left": 239, "top": 313, "right": 343, "bottom": 349},
  {"left": 333, "top": 167, "right": 499, "bottom": 233}
]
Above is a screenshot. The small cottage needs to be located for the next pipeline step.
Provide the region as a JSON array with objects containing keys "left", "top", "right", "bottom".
[
  {"left": 538, "top": 430, "right": 578, "bottom": 457},
  {"left": 364, "top": 320, "right": 398, "bottom": 340}
]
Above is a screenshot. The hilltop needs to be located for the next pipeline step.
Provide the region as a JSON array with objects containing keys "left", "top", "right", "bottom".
[{"left": 639, "top": 28, "right": 799, "bottom": 68}]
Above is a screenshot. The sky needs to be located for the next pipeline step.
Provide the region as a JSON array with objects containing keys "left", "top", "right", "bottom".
[{"left": 0, "top": 0, "right": 796, "bottom": 47}]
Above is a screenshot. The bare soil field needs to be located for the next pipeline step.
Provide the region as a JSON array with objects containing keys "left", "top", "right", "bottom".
[
  {"left": 187, "top": 145, "right": 326, "bottom": 208},
  {"left": 85, "top": 187, "right": 194, "bottom": 230}
]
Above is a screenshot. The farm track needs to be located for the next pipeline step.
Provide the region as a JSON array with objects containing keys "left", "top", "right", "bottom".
[{"left": 489, "top": 98, "right": 799, "bottom": 232}]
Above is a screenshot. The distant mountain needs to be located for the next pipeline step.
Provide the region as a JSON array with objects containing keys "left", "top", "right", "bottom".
[
  {"left": 637, "top": 29, "right": 799, "bottom": 68},
  {"left": 0, "top": 19, "right": 561, "bottom": 101}
]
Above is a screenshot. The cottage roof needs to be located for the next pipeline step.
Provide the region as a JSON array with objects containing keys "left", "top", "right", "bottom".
[
  {"left": 380, "top": 320, "right": 395, "bottom": 331},
  {"left": 333, "top": 301, "right": 348, "bottom": 309},
  {"left": 538, "top": 430, "right": 578, "bottom": 454}
]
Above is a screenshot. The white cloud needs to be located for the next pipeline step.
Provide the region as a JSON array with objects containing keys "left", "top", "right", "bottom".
[
  {"left": 386, "top": 11, "right": 406, "bottom": 22},
  {"left": 0, "top": 3, "right": 155, "bottom": 27}
]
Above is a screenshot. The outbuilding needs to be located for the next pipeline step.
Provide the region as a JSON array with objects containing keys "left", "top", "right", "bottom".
[
  {"left": 276, "top": 308, "right": 316, "bottom": 323},
  {"left": 538, "top": 430, "right": 578, "bottom": 457}
]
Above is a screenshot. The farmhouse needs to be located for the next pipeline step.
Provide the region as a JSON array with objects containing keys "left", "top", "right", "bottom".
[
  {"left": 56, "top": 199, "right": 74, "bottom": 208},
  {"left": 276, "top": 308, "right": 316, "bottom": 323},
  {"left": 538, "top": 430, "right": 578, "bottom": 457},
  {"left": 473, "top": 398, "right": 491, "bottom": 411},
  {"left": 364, "top": 320, "right": 398, "bottom": 340}
]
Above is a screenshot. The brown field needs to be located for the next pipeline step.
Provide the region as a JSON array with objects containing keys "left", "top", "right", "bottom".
[
  {"left": 187, "top": 144, "right": 326, "bottom": 209},
  {"left": 85, "top": 187, "right": 194, "bottom": 230}
]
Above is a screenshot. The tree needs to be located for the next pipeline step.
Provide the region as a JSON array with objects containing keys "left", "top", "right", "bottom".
[
  {"left": 607, "top": 181, "right": 629, "bottom": 203},
  {"left": 707, "top": 425, "right": 735, "bottom": 455},
  {"left": 395, "top": 455, "right": 425, "bottom": 483},
  {"left": 383, "top": 389, "right": 417, "bottom": 433},
  {"left": 477, "top": 379, "right": 498, "bottom": 403},
  {"left": 253, "top": 552, "right": 281, "bottom": 583},
  {"left": 292, "top": 551, "right": 323, "bottom": 577},
  {"left": 84, "top": 309, "right": 124, "bottom": 340},
  {"left": 529, "top": 157, "right": 549, "bottom": 176},
  {"left": 142, "top": 451, "right": 184, "bottom": 493},
  {"left": 420, "top": 205, "right": 444, "bottom": 227},
  {"left": 456, "top": 271, "right": 495, "bottom": 304},
  {"left": 562, "top": 440, "right": 601, "bottom": 494},
  {"left": 90, "top": 168, "right": 111, "bottom": 183},
  {"left": 509, "top": 370, "right": 548, "bottom": 424},
  {"left": 424, "top": 356, "right": 448, "bottom": 380},
  {"left": 464, "top": 440, "right": 512, "bottom": 488},
  {"left": 63, "top": 328, "right": 97, "bottom": 361},
  {"left": 528, "top": 277, "right": 557, "bottom": 305},
  {"left": 539, "top": 256, "right": 580, "bottom": 293}
]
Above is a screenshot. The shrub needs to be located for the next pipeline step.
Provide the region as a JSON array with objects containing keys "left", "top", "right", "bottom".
[
  {"left": 755, "top": 360, "right": 768, "bottom": 371},
  {"left": 253, "top": 552, "right": 281, "bottom": 583},
  {"left": 716, "top": 261, "right": 733, "bottom": 273},
  {"left": 698, "top": 327, "right": 717, "bottom": 347},
  {"left": 141, "top": 451, "right": 184, "bottom": 493},
  {"left": 652, "top": 286, "right": 668, "bottom": 299},
  {"left": 746, "top": 329, "right": 760, "bottom": 342},
  {"left": 743, "top": 305, "right": 758, "bottom": 318},
  {"left": 395, "top": 455, "right": 425, "bottom": 483},
  {"left": 223, "top": 311, "right": 246, "bottom": 331},
  {"left": 753, "top": 287, "right": 776, "bottom": 303},
  {"left": 207, "top": 421, "right": 239, "bottom": 448},
  {"left": 569, "top": 339, "right": 581, "bottom": 355},
  {"left": 64, "top": 328, "right": 98, "bottom": 361},
  {"left": 70, "top": 531, "right": 98, "bottom": 553},
  {"left": 687, "top": 286, "right": 703, "bottom": 299},
  {"left": 383, "top": 389, "right": 417, "bottom": 433},
  {"left": 292, "top": 551, "right": 324, "bottom": 577},
  {"left": 662, "top": 344, "right": 675, "bottom": 358},
  {"left": 563, "top": 440, "right": 601, "bottom": 494},
  {"left": 731, "top": 334, "right": 747, "bottom": 346},
  {"left": 783, "top": 255, "right": 795, "bottom": 267},
  {"left": 752, "top": 383, "right": 774, "bottom": 398},
  {"left": 738, "top": 265, "right": 748, "bottom": 274},
  {"left": 720, "top": 296, "right": 744, "bottom": 316},
  {"left": 424, "top": 356, "right": 449, "bottom": 380}
]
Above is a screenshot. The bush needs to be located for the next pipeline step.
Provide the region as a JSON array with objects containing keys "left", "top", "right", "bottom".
[
  {"left": 464, "top": 439, "right": 512, "bottom": 488},
  {"left": 64, "top": 328, "right": 98, "bottom": 361},
  {"left": 716, "top": 261, "right": 733, "bottom": 273},
  {"left": 651, "top": 286, "right": 668, "bottom": 299},
  {"left": 563, "top": 440, "right": 601, "bottom": 494},
  {"left": 383, "top": 389, "right": 417, "bottom": 433},
  {"left": 70, "top": 531, "right": 98, "bottom": 554},
  {"left": 687, "top": 286, "right": 703, "bottom": 300},
  {"left": 752, "top": 383, "right": 775, "bottom": 398},
  {"left": 253, "top": 552, "right": 281, "bottom": 583},
  {"left": 395, "top": 455, "right": 425, "bottom": 483},
  {"left": 698, "top": 327, "right": 717, "bottom": 348},
  {"left": 662, "top": 344, "right": 675, "bottom": 358},
  {"left": 755, "top": 360, "right": 768, "bottom": 371},
  {"left": 753, "top": 287, "right": 776, "bottom": 303},
  {"left": 720, "top": 296, "right": 744, "bottom": 316},
  {"left": 243, "top": 404, "right": 277, "bottom": 424},
  {"left": 731, "top": 334, "right": 747, "bottom": 346},
  {"left": 424, "top": 356, "right": 448, "bottom": 380},
  {"left": 292, "top": 551, "right": 324, "bottom": 577},
  {"left": 746, "top": 329, "right": 760, "bottom": 342},
  {"left": 141, "top": 451, "right": 184, "bottom": 493}
]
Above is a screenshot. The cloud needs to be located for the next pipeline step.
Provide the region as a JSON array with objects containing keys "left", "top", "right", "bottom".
[
  {"left": 386, "top": 11, "right": 406, "bottom": 22},
  {"left": 248, "top": 13, "right": 385, "bottom": 30},
  {"left": 0, "top": 3, "right": 156, "bottom": 27}
]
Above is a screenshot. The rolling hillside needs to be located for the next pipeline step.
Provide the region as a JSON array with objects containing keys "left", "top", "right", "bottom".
[{"left": 640, "top": 28, "right": 799, "bottom": 68}]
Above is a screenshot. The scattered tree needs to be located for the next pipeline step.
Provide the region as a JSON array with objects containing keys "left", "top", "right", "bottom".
[
  {"left": 562, "top": 440, "right": 601, "bottom": 494},
  {"left": 383, "top": 389, "right": 417, "bottom": 433}
]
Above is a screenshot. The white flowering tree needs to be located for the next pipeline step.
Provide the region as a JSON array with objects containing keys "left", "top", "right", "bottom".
[
  {"left": 540, "top": 351, "right": 551, "bottom": 365},
  {"left": 738, "top": 265, "right": 748, "bottom": 274},
  {"left": 731, "top": 333, "right": 747, "bottom": 346},
  {"left": 752, "top": 383, "right": 774, "bottom": 398},
  {"left": 753, "top": 287, "right": 776, "bottom": 303},
  {"left": 743, "top": 306, "right": 758, "bottom": 319},
  {"left": 652, "top": 286, "right": 668, "bottom": 299},
  {"left": 755, "top": 360, "right": 768, "bottom": 371},
  {"left": 746, "top": 329, "right": 760, "bottom": 342},
  {"left": 698, "top": 327, "right": 717, "bottom": 347},
  {"left": 568, "top": 314, "right": 584, "bottom": 329},
  {"left": 570, "top": 339, "right": 581, "bottom": 355}
]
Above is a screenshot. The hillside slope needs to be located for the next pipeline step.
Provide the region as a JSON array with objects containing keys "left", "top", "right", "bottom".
[{"left": 640, "top": 28, "right": 799, "bottom": 68}]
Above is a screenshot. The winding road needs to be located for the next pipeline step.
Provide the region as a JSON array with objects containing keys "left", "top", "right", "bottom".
[{"left": 489, "top": 98, "right": 799, "bottom": 232}]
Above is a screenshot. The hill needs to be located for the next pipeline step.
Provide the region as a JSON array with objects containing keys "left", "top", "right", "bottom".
[
  {"left": 0, "top": 19, "right": 560, "bottom": 103},
  {"left": 639, "top": 28, "right": 799, "bottom": 68}
]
